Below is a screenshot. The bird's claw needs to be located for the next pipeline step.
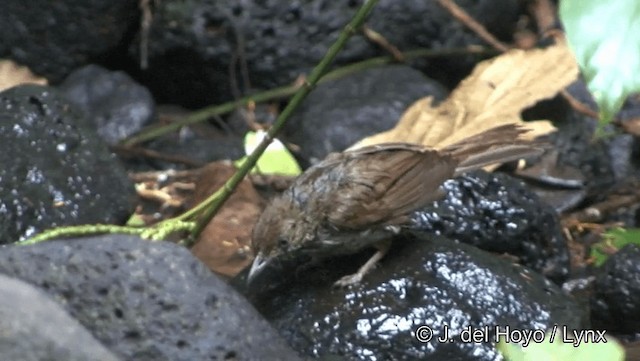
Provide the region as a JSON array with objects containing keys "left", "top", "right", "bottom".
[{"left": 333, "top": 272, "right": 364, "bottom": 287}]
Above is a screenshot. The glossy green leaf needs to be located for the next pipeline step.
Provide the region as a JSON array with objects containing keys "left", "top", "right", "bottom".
[
  {"left": 560, "top": 0, "right": 640, "bottom": 132},
  {"left": 591, "top": 227, "right": 640, "bottom": 266},
  {"left": 234, "top": 130, "right": 302, "bottom": 176}
]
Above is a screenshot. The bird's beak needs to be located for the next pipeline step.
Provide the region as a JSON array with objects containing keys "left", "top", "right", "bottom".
[{"left": 247, "top": 252, "right": 269, "bottom": 286}]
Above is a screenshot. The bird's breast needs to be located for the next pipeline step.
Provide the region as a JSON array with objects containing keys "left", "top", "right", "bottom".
[{"left": 311, "top": 226, "right": 396, "bottom": 258}]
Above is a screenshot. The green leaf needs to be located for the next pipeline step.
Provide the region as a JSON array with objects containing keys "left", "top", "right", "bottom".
[
  {"left": 234, "top": 130, "right": 302, "bottom": 176},
  {"left": 560, "top": 0, "right": 640, "bottom": 132},
  {"left": 591, "top": 227, "right": 640, "bottom": 266},
  {"left": 498, "top": 331, "right": 624, "bottom": 361},
  {"left": 125, "top": 213, "right": 146, "bottom": 227}
]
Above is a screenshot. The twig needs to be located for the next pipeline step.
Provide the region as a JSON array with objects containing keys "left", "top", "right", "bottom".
[
  {"left": 563, "top": 193, "right": 640, "bottom": 224},
  {"left": 128, "top": 168, "right": 200, "bottom": 183},
  {"left": 560, "top": 89, "right": 599, "bottom": 119},
  {"left": 139, "top": 0, "right": 153, "bottom": 69},
  {"left": 229, "top": 24, "right": 252, "bottom": 100},
  {"left": 111, "top": 144, "right": 205, "bottom": 168},
  {"left": 436, "top": 0, "right": 510, "bottom": 52},
  {"left": 362, "top": 25, "right": 405, "bottom": 61},
  {"left": 529, "top": 0, "right": 556, "bottom": 34}
]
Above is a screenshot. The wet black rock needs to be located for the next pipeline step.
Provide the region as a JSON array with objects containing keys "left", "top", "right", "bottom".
[
  {"left": 247, "top": 234, "right": 585, "bottom": 361},
  {"left": 282, "top": 65, "right": 448, "bottom": 165},
  {"left": 0, "top": 0, "right": 139, "bottom": 83},
  {"left": 59, "top": 65, "right": 155, "bottom": 144},
  {"left": 0, "top": 273, "right": 121, "bottom": 361},
  {"left": 0, "top": 234, "right": 302, "bottom": 361},
  {"left": 146, "top": 129, "right": 245, "bottom": 170},
  {"left": 411, "top": 171, "right": 570, "bottom": 283},
  {"left": 591, "top": 244, "right": 640, "bottom": 335},
  {"left": 139, "top": 0, "right": 522, "bottom": 106},
  {"left": 0, "top": 85, "right": 136, "bottom": 242}
]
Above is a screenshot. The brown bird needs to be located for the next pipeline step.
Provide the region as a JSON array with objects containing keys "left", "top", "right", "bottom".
[{"left": 248, "top": 124, "right": 545, "bottom": 287}]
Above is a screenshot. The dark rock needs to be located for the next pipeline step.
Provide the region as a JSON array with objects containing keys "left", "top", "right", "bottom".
[
  {"left": 115, "top": 104, "right": 245, "bottom": 170},
  {"left": 59, "top": 65, "right": 155, "bottom": 144},
  {"left": 603, "top": 94, "right": 640, "bottom": 195},
  {"left": 0, "top": 235, "right": 301, "bottom": 361},
  {"left": 0, "top": 85, "right": 136, "bottom": 242},
  {"left": 537, "top": 80, "right": 640, "bottom": 225},
  {"left": 139, "top": 0, "right": 523, "bottom": 107},
  {"left": 247, "top": 234, "right": 585, "bottom": 361},
  {"left": 0, "top": 273, "right": 121, "bottom": 361},
  {"left": 282, "top": 65, "right": 448, "bottom": 165},
  {"left": 519, "top": 81, "right": 632, "bottom": 215},
  {"left": 0, "top": 0, "right": 139, "bottom": 83},
  {"left": 411, "top": 171, "right": 569, "bottom": 283},
  {"left": 548, "top": 113, "right": 615, "bottom": 200},
  {"left": 146, "top": 129, "right": 245, "bottom": 169},
  {"left": 560, "top": 80, "right": 640, "bottom": 188},
  {"left": 591, "top": 244, "right": 640, "bottom": 334}
]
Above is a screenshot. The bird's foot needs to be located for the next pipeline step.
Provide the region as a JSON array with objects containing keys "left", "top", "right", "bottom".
[
  {"left": 333, "top": 271, "right": 365, "bottom": 287},
  {"left": 332, "top": 240, "right": 392, "bottom": 287}
]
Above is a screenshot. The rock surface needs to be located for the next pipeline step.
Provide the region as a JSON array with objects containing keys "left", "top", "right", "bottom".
[
  {"left": 59, "top": 65, "right": 155, "bottom": 144},
  {"left": 0, "top": 85, "right": 135, "bottom": 242},
  {"left": 246, "top": 233, "right": 585, "bottom": 361},
  {"left": 0, "top": 273, "right": 121, "bottom": 361},
  {"left": 0, "top": 0, "right": 138, "bottom": 82},
  {"left": 0, "top": 235, "right": 301, "bottom": 361},
  {"left": 412, "top": 171, "right": 569, "bottom": 283},
  {"left": 139, "top": 0, "right": 523, "bottom": 106},
  {"left": 591, "top": 244, "right": 640, "bottom": 335}
]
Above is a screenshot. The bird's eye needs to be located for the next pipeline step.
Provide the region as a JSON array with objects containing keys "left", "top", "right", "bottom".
[{"left": 277, "top": 238, "right": 288, "bottom": 249}]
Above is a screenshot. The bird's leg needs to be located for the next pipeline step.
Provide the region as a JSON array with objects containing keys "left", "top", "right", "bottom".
[{"left": 333, "top": 239, "right": 392, "bottom": 287}]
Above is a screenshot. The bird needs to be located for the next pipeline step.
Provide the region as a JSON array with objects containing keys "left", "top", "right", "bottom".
[{"left": 247, "top": 124, "right": 545, "bottom": 287}]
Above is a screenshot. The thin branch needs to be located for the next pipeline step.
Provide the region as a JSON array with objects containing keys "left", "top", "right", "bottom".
[
  {"left": 437, "top": 0, "right": 510, "bottom": 52},
  {"left": 362, "top": 25, "right": 405, "bottom": 61},
  {"left": 560, "top": 89, "right": 599, "bottom": 119},
  {"left": 139, "top": 0, "right": 153, "bottom": 69},
  {"left": 111, "top": 145, "right": 205, "bottom": 167}
]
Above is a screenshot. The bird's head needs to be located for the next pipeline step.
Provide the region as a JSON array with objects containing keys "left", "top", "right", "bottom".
[{"left": 247, "top": 196, "right": 316, "bottom": 286}]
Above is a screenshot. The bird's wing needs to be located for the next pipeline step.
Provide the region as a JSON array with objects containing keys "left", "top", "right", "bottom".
[{"left": 314, "top": 144, "right": 457, "bottom": 230}]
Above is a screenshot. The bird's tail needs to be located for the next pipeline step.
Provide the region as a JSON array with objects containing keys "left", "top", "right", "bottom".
[{"left": 440, "top": 124, "right": 546, "bottom": 176}]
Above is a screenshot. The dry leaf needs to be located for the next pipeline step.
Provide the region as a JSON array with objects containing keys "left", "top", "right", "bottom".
[
  {"left": 190, "top": 162, "right": 262, "bottom": 278},
  {"left": 353, "top": 41, "right": 579, "bottom": 149},
  {"left": 0, "top": 60, "right": 48, "bottom": 92}
]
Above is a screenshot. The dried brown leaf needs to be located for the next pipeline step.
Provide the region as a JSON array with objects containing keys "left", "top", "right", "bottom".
[
  {"left": 190, "top": 162, "right": 262, "bottom": 277},
  {"left": 0, "top": 59, "right": 48, "bottom": 92},
  {"left": 353, "top": 41, "right": 579, "bottom": 149}
]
